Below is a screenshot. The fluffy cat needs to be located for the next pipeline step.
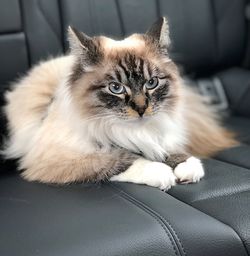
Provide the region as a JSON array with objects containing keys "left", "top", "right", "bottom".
[{"left": 3, "top": 17, "right": 236, "bottom": 190}]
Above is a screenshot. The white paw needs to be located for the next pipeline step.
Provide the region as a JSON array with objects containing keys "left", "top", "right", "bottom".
[
  {"left": 110, "top": 158, "right": 176, "bottom": 191},
  {"left": 174, "top": 157, "right": 204, "bottom": 184}
]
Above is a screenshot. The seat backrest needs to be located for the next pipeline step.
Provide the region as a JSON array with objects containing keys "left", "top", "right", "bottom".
[
  {"left": 0, "top": 0, "right": 247, "bottom": 85},
  {"left": 59, "top": 0, "right": 247, "bottom": 75},
  {"left": 0, "top": 0, "right": 63, "bottom": 87}
]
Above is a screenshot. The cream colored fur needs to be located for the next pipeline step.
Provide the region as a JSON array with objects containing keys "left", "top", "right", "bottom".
[
  {"left": 3, "top": 55, "right": 185, "bottom": 185},
  {"left": 111, "top": 158, "right": 176, "bottom": 191},
  {"left": 3, "top": 31, "right": 236, "bottom": 189},
  {"left": 4, "top": 56, "right": 185, "bottom": 157}
]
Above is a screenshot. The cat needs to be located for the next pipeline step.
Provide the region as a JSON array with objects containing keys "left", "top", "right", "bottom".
[{"left": 2, "top": 17, "right": 236, "bottom": 190}]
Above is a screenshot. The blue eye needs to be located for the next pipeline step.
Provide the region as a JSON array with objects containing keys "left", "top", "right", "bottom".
[
  {"left": 109, "top": 82, "right": 125, "bottom": 94},
  {"left": 145, "top": 77, "right": 159, "bottom": 90}
]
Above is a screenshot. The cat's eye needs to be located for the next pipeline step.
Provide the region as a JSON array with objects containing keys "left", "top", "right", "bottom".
[
  {"left": 109, "top": 82, "right": 125, "bottom": 94},
  {"left": 145, "top": 77, "right": 159, "bottom": 90}
]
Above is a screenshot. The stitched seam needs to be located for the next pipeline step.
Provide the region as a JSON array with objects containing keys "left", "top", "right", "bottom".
[
  {"left": 170, "top": 193, "right": 249, "bottom": 255},
  {"left": 57, "top": 0, "right": 66, "bottom": 51},
  {"left": 212, "top": 155, "right": 250, "bottom": 169},
  {"left": 114, "top": 0, "right": 125, "bottom": 37},
  {"left": 156, "top": 0, "right": 161, "bottom": 17},
  {"left": 213, "top": 156, "right": 250, "bottom": 170},
  {"left": 112, "top": 186, "right": 179, "bottom": 256},
  {"left": 19, "top": 0, "right": 31, "bottom": 66},
  {"left": 37, "top": 0, "right": 61, "bottom": 42},
  {"left": 110, "top": 184, "right": 186, "bottom": 256},
  {"left": 119, "top": 192, "right": 179, "bottom": 256},
  {"left": 190, "top": 188, "right": 250, "bottom": 204},
  {"left": 233, "top": 85, "right": 250, "bottom": 113},
  {"left": 210, "top": 0, "right": 219, "bottom": 66}
]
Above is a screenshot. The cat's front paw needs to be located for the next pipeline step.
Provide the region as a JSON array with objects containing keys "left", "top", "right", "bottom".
[
  {"left": 174, "top": 156, "right": 204, "bottom": 184},
  {"left": 110, "top": 158, "right": 176, "bottom": 191},
  {"left": 142, "top": 161, "right": 176, "bottom": 191}
]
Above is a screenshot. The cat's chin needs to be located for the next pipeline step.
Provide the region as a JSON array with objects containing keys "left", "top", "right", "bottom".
[{"left": 120, "top": 115, "right": 153, "bottom": 124}]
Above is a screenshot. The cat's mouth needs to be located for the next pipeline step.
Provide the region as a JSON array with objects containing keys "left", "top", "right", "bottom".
[
  {"left": 124, "top": 105, "right": 155, "bottom": 119},
  {"left": 119, "top": 113, "right": 155, "bottom": 123}
]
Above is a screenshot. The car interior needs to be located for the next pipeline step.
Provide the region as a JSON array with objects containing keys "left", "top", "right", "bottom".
[{"left": 1, "top": 0, "right": 250, "bottom": 255}]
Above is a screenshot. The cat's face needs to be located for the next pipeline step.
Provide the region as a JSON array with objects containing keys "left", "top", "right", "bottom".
[{"left": 68, "top": 18, "right": 181, "bottom": 122}]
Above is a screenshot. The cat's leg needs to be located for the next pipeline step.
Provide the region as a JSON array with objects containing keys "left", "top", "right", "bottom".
[
  {"left": 166, "top": 154, "right": 204, "bottom": 184},
  {"left": 22, "top": 148, "right": 176, "bottom": 190},
  {"left": 110, "top": 158, "right": 176, "bottom": 191},
  {"left": 21, "top": 149, "right": 139, "bottom": 184}
]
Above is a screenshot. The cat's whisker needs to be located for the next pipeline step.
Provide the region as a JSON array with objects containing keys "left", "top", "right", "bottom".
[{"left": 82, "top": 114, "right": 114, "bottom": 122}]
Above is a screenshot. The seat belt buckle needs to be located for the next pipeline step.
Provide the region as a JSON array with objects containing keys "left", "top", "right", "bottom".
[{"left": 197, "top": 77, "right": 229, "bottom": 111}]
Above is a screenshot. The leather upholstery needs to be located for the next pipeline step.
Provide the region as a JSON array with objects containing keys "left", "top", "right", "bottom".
[
  {"left": 169, "top": 157, "right": 250, "bottom": 253},
  {"left": 0, "top": 0, "right": 21, "bottom": 33},
  {"left": 20, "top": 0, "right": 63, "bottom": 64},
  {"left": 1, "top": 0, "right": 250, "bottom": 255},
  {"left": 0, "top": 33, "right": 28, "bottom": 86},
  {"left": 0, "top": 170, "right": 247, "bottom": 256},
  {"left": 217, "top": 68, "right": 250, "bottom": 117},
  {"left": 0, "top": 174, "right": 179, "bottom": 256},
  {"left": 60, "top": 0, "right": 247, "bottom": 74},
  {"left": 0, "top": 0, "right": 28, "bottom": 85}
]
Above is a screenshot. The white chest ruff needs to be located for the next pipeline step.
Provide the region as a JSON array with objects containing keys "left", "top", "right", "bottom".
[{"left": 102, "top": 113, "right": 187, "bottom": 161}]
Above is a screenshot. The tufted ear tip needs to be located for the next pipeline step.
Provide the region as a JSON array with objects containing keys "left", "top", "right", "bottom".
[
  {"left": 67, "top": 26, "right": 91, "bottom": 53},
  {"left": 67, "top": 25, "right": 103, "bottom": 72},
  {"left": 146, "top": 17, "right": 170, "bottom": 48},
  {"left": 67, "top": 25, "right": 74, "bottom": 34}
]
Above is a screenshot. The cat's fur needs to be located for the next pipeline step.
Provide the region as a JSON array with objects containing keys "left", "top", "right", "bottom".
[{"left": 2, "top": 18, "right": 236, "bottom": 189}]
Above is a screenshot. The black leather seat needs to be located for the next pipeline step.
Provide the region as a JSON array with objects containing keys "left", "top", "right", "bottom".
[{"left": 1, "top": 1, "right": 250, "bottom": 255}]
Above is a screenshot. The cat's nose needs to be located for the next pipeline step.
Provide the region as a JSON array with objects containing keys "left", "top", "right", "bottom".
[
  {"left": 129, "top": 100, "right": 148, "bottom": 117},
  {"left": 137, "top": 106, "right": 147, "bottom": 117}
]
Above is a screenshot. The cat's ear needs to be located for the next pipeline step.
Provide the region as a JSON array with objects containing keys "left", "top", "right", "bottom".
[
  {"left": 67, "top": 26, "right": 102, "bottom": 67},
  {"left": 146, "top": 17, "right": 170, "bottom": 50}
]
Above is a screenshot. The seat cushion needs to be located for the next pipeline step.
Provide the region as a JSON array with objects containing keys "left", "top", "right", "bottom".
[
  {"left": 218, "top": 68, "right": 250, "bottom": 118},
  {"left": 0, "top": 115, "right": 249, "bottom": 256},
  {"left": 0, "top": 170, "right": 247, "bottom": 256},
  {"left": 169, "top": 115, "right": 250, "bottom": 254},
  {"left": 215, "top": 116, "right": 250, "bottom": 169},
  {"left": 169, "top": 158, "right": 250, "bottom": 254}
]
